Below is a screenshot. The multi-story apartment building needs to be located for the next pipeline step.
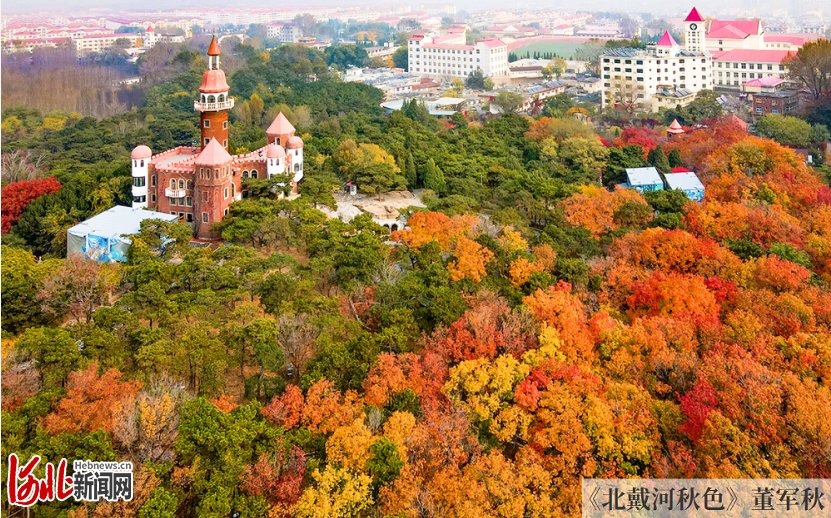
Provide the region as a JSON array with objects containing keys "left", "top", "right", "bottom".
[
  {"left": 711, "top": 49, "right": 791, "bottom": 88},
  {"left": 266, "top": 22, "right": 299, "bottom": 43},
  {"left": 408, "top": 28, "right": 509, "bottom": 79},
  {"left": 600, "top": 30, "right": 712, "bottom": 112},
  {"left": 72, "top": 33, "right": 141, "bottom": 55}
]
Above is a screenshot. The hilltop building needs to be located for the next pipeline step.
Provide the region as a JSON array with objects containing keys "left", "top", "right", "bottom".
[
  {"left": 407, "top": 28, "right": 509, "bottom": 79},
  {"left": 130, "top": 36, "right": 304, "bottom": 240}
]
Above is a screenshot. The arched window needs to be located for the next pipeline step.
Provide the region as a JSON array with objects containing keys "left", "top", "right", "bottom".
[
  {"left": 170, "top": 179, "right": 176, "bottom": 189},
  {"left": 251, "top": 171, "right": 258, "bottom": 179},
  {"left": 242, "top": 171, "right": 249, "bottom": 178},
  {"left": 187, "top": 180, "right": 193, "bottom": 189},
  {"left": 207, "top": 95, "right": 215, "bottom": 103},
  {"left": 218, "top": 94, "right": 225, "bottom": 102},
  {"left": 294, "top": 163, "right": 300, "bottom": 172},
  {"left": 178, "top": 179, "right": 184, "bottom": 189}
]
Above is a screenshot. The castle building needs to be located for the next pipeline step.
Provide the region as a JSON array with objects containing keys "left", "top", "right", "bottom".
[{"left": 131, "top": 36, "right": 304, "bottom": 240}]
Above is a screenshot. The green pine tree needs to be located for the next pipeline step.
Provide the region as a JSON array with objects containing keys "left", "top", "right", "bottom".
[
  {"left": 647, "top": 146, "right": 671, "bottom": 174},
  {"left": 421, "top": 158, "right": 446, "bottom": 194},
  {"left": 668, "top": 148, "right": 683, "bottom": 168}
]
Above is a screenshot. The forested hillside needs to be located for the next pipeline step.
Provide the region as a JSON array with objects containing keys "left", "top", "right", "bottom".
[{"left": 2, "top": 42, "right": 831, "bottom": 517}]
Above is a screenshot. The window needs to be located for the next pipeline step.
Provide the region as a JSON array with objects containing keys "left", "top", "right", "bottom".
[
  {"left": 140, "top": 160, "right": 144, "bottom": 167},
  {"left": 242, "top": 170, "right": 249, "bottom": 178},
  {"left": 151, "top": 194, "right": 156, "bottom": 202},
  {"left": 224, "top": 208, "right": 229, "bottom": 216},
  {"left": 223, "top": 140, "right": 227, "bottom": 148},
  {"left": 187, "top": 180, "right": 193, "bottom": 189},
  {"left": 223, "top": 121, "right": 228, "bottom": 129},
  {"left": 179, "top": 197, "right": 185, "bottom": 205},
  {"left": 202, "top": 213, "right": 209, "bottom": 223},
  {"left": 187, "top": 214, "right": 193, "bottom": 222},
  {"left": 186, "top": 197, "right": 192, "bottom": 206},
  {"left": 132, "top": 195, "right": 146, "bottom": 203},
  {"left": 171, "top": 198, "right": 177, "bottom": 206},
  {"left": 204, "top": 119, "right": 210, "bottom": 128},
  {"left": 151, "top": 175, "right": 156, "bottom": 186},
  {"left": 178, "top": 179, "right": 184, "bottom": 189},
  {"left": 224, "top": 187, "right": 229, "bottom": 199},
  {"left": 170, "top": 179, "right": 176, "bottom": 189},
  {"left": 132, "top": 177, "right": 145, "bottom": 187},
  {"left": 251, "top": 171, "right": 258, "bottom": 179},
  {"left": 204, "top": 138, "right": 210, "bottom": 146}
]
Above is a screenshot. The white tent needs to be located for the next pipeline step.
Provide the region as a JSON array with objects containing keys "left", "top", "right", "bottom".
[{"left": 67, "top": 205, "right": 179, "bottom": 262}]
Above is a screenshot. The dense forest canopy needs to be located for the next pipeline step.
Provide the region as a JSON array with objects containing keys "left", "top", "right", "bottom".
[{"left": 2, "top": 39, "right": 831, "bottom": 517}]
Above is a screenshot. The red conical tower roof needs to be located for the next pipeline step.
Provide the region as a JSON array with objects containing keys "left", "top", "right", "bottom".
[
  {"left": 266, "top": 112, "right": 295, "bottom": 138},
  {"left": 656, "top": 31, "right": 678, "bottom": 47},
  {"left": 207, "top": 35, "right": 221, "bottom": 56},
  {"left": 684, "top": 7, "right": 704, "bottom": 22},
  {"left": 667, "top": 119, "right": 685, "bottom": 134},
  {"left": 195, "top": 138, "right": 232, "bottom": 165}
]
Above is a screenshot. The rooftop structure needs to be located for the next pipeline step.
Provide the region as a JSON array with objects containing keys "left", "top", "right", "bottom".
[
  {"left": 664, "top": 171, "right": 705, "bottom": 201},
  {"left": 624, "top": 167, "right": 665, "bottom": 193},
  {"left": 67, "top": 206, "right": 178, "bottom": 262}
]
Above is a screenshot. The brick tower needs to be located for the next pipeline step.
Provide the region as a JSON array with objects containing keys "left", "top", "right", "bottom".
[{"left": 195, "top": 36, "right": 233, "bottom": 150}]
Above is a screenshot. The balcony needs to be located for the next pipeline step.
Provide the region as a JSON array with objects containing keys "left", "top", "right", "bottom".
[
  {"left": 194, "top": 98, "right": 235, "bottom": 112},
  {"left": 165, "top": 188, "right": 186, "bottom": 198}
]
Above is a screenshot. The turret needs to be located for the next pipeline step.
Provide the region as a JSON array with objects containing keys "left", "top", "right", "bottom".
[
  {"left": 286, "top": 135, "right": 304, "bottom": 183},
  {"left": 194, "top": 36, "right": 234, "bottom": 150},
  {"left": 265, "top": 143, "right": 287, "bottom": 178},
  {"left": 131, "top": 145, "right": 151, "bottom": 208}
]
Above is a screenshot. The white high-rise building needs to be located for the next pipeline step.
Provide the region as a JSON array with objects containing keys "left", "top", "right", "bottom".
[
  {"left": 600, "top": 30, "right": 713, "bottom": 112},
  {"left": 408, "top": 28, "right": 509, "bottom": 79}
]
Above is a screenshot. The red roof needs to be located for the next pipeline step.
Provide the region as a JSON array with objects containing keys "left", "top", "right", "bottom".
[
  {"left": 684, "top": 7, "right": 704, "bottom": 22},
  {"left": 706, "top": 19, "right": 761, "bottom": 39},
  {"left": 656, "top": 31, "right": 678, "bottom": 47},
  {"left": 765, "top": 33, "right": 820, "bottom": 46},
  {"left": 671, "top": 166, "right": 692, "bottom": 172},
  {"left": 265, "top": 143, "right": 286, "bottom": 158},
  {"left": 712, "top": 49, "right": 794, "bottom": 63},
  {"left": 478, "top": 38, "right": 507, "bottom": 48},
  {"left": 195, "top": 138, "right": 232, "bottom": 165},
  {"left": 131, "top": 145, "right": 152, "bottom": 159},
  {"left": 199, "top": 69, "right": 229, "bottom": 93},
  {"left": 423, "top": 43, "right": 474, "bottom": 51},
  {"left": 266, "top": 112, "right": 295, "bottom": 137},
  {"left": 668, "top": 119, "right": 685, "bottom": 134},
  {"left": 207, "top": 35, "right": 220, "bottom": 56},
  {"left": 743, "top": 75, "right": 785, "bottom": 88},
  {"left": 286, "top": 136, "right": 304, "bottom": 149}
]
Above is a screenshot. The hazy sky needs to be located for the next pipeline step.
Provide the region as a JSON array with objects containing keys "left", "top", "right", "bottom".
[{"left": 2, "top": 0, "right": 828, "bottom": 18}]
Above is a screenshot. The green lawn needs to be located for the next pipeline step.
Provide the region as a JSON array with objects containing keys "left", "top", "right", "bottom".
[{"left": 510, "top": 42, "right": 586, "bottom": 60}]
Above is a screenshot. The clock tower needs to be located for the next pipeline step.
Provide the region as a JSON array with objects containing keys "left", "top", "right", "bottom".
[{"left": 684, "top": 7, "right": 705, "bottom": 52}]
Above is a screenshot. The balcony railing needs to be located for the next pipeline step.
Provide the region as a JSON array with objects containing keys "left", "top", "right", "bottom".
[
  {"left": 165, "top": 188, "right": 186, "bottom": 198},
  {"left": 194, "top": 98, "right": 235, "bottom": 112}
]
